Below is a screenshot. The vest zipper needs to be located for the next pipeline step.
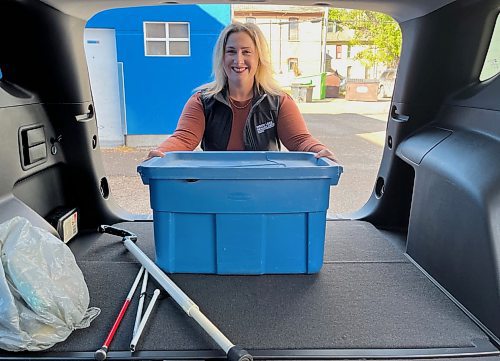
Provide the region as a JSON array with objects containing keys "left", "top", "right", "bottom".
[
  {"left": 215, "top": 94, "right": 235, "bottom": 149},
  {"left": 244, "top": 94, "right": 267, "bottom": 150}
]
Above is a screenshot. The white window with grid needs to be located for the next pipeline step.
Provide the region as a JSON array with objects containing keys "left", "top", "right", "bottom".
[
  {"left": 144, "top": 22, "right": 190, "bottom": 57},
  {"left": 288, "top": 18, "right": 299, "bottom": 41}
]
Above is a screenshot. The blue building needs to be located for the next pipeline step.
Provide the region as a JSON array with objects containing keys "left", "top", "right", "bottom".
[{"left": 85, "top": 5, "right": 231, "bottom": 146}]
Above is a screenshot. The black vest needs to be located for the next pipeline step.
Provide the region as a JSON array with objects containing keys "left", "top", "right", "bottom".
[{"left": 200, "top": 89, "right": 281, "bottom": 151}]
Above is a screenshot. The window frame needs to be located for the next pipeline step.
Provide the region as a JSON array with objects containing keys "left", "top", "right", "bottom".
[
  {"left": 479, "top": 12, "right": 500, "bottom": 81},
  {"left": 336, "top": 44, "right": 342, "bottom": 59},
  {"left": 288, "top": 57, "right": 299, "bottom": 72},
  {"left": 288, "top": 17, "right": 299, "bottom": 41},
  {"left": 143, "top": 21, "right": 191, "bottom": 57},
  {"left": 347, "top": 65, "right": 352, "bottom": 78},
  {"left": 327, "top": 21, "right": 336, "bottom": 33}
]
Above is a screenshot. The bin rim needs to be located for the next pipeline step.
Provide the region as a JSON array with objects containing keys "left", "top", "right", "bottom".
[{"left": 137, "top": 151, "right": 343, "bottom": 184}]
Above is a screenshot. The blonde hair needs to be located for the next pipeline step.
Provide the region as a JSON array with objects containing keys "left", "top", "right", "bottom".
[{"left": 197, "top": 22, "right": 283, "bottom": 97}]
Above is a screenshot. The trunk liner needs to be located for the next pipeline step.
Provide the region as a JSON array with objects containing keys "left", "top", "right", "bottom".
[{"left": 0, "top": 220, "right": 494, "bottom": 358}]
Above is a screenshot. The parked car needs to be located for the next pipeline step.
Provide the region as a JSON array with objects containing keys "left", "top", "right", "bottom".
[
  {"left": 0, "top": 0, "right": 499, "bottom": 360},
  {"left": 338, "top": 75, "right": 347, "bottom": 96},
  {"left": 378, "top": 68, "right": 397, "bottom": 98}
]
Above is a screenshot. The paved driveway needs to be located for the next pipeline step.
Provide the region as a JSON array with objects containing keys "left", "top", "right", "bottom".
[{"left": 101, "top": 98, "right": 390, "bottom": 217}]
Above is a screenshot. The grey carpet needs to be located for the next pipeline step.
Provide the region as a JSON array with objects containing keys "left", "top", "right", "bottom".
[
  {"left": 73, "top": 220, "right": 407, "bottom": 264},
  {"left": 50, "top": 260, "right": 488, "bottom": 352},
  {"left": 324, "top": 220, "right": 407, "bottom": 263},
  {"left": 43, "top": 220, "right": 489, "bottom": 353}
]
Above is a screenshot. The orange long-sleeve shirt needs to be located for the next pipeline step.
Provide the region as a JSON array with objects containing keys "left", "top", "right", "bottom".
[{"left": 156, "top": 92, "right": 326, "bottom": 153}]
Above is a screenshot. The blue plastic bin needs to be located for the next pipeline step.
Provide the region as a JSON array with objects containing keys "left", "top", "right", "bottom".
[{"left": 137, "top": 152, "right": 343, "bottom": 275}]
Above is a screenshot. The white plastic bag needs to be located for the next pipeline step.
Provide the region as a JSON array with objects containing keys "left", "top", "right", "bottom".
[{"left": 0, "top": 216, "right": 100, "bottom": 351}]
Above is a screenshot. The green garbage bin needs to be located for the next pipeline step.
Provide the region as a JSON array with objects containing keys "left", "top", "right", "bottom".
[{"left": 294, "top": 73, "right": 326, "bottom": 100}]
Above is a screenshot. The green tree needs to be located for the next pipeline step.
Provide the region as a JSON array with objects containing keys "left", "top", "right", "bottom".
[{"left": 329, "top": 9, "right": 402, "bottom": 68}]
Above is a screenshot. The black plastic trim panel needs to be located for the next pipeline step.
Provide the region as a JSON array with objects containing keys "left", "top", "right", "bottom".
[{"left": 2, "top": 339, "right": 498, "bottom": 360}]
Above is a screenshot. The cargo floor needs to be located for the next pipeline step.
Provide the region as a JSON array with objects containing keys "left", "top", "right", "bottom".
[{"left": 1, "top": 220, "right": 497, "bottom": 360}]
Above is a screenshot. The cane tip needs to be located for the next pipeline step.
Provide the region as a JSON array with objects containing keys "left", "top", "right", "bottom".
[
  {"left": 227, "top": 345, "right": 253, "bottom": 361},
  {"left": 94, "top": 347, "right": 107, "bottom": 361}
]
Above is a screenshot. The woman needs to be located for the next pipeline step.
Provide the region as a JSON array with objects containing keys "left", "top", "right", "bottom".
[{"left": 147, "top": 22, "right": 336, "bottom": 161}]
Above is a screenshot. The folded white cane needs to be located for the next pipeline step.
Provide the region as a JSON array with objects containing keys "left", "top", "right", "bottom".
[
  {"left": 133, "top": 270, "right": 149, "bottom": 336},
  {"left": 94, "top": 266, "right": 144, "bottom": 361},
  {"left": 130, "top": 288, "right": 160, "bottom": 352},
  {"left": 98, "top": 225, "right": 253, "bottom": 361}
]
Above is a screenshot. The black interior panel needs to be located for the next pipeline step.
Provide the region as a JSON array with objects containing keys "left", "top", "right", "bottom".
[
  {"left": 0, "top": 0, "right": 92, "bottom": 103},
  {"left": 397, "top": 106, "right": 500, "bottom": 340},
  {"left": 0, "top": 0, "right": 499, "bottom": 359}
]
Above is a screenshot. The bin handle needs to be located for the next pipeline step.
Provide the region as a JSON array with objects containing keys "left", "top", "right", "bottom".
[
  {"left": 207, "top": 161, "right": 286, "bottom": 168},
  {"left": 316, "top": 157, "right": 341, "bottom": 167}
]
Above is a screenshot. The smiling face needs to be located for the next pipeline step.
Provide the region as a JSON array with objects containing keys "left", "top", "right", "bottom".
[{"left": 223, "top": 31, "right": 259, "bottom": 93}]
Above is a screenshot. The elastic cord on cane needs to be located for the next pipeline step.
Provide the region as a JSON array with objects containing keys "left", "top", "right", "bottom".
[{"left": 142, "top": 290, "right": 170, "bottom": 301}]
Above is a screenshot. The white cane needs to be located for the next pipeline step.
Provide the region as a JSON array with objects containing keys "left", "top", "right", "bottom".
[
  {"left": 130, "top": 288, "right": 160, "bottom": 352},
  {"left": 98, "top": 225, "right": 253, "bottom": 361},
  {"left": 133, "top": 270, "right": 149, "bottom": 336}
]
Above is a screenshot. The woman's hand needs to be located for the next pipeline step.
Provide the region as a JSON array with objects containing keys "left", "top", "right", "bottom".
[
  {"left": 146, "top": 149, "right": 165, "bottom": 160},
  {"left": 314, "top": 148, "right": 339, "bottom": 163}
]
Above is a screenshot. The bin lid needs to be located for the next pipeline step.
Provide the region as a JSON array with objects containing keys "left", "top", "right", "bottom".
[
  {"left": 138, "top": 151, "right": 342, "bottom": 185},
  {"left": 346, "top": 78, "right": 379, "bottom": 84},
  {"left": 291, "top": 82, "right": 315, "bottom": 87}
]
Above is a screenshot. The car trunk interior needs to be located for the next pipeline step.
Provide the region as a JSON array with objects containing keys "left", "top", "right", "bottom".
[
  {"left": 0, "top": 0, "right": 499, "bottom": 359},
  {"left": 0, "top": 220, "right": 497, "bottom": 360}
]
